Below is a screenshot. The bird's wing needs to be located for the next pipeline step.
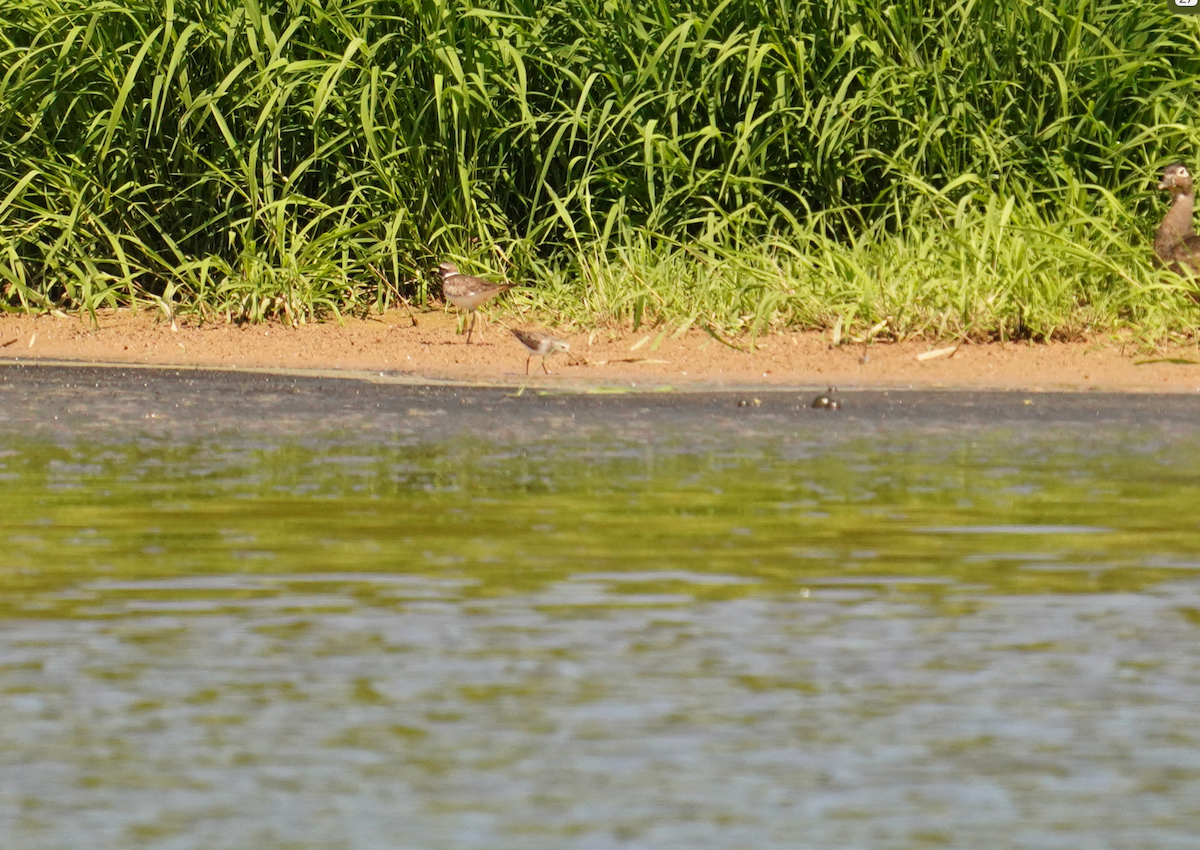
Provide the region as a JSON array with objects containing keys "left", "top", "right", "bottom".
[
  {"left": 1171, "top": 236, "right": 1200, "bottom": 269},
  {"left": 459, "top": 277, "right": 511, "bottom": 296}
]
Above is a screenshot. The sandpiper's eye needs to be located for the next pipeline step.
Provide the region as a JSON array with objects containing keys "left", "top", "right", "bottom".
[{"left": 1181, "top": 168, "right": 1190, "bottom": 177}]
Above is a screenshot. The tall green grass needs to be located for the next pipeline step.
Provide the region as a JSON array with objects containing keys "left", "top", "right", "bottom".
[{"left": 2, "top": 0, "right": 1200, "bottom": 339}]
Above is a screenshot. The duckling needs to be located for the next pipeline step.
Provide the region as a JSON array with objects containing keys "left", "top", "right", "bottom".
[{"left": 1154, "top": 163, "right": 1200, "bottom": 275}]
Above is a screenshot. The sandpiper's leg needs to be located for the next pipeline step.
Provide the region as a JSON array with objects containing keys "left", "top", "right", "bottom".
[
  {"left": 541, "top": 357, "right": 550, "bottom": 375},
  {"left": 525, "top": 355, "right": 532, "bottom": 375},
  {"left": 465, "top": 311, "right": 476, "bottom": 344}
]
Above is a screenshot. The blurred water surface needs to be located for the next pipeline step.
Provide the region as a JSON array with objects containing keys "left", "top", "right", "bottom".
[{"left": 2, "top": 365, "right": 1200, "bottom": 849}]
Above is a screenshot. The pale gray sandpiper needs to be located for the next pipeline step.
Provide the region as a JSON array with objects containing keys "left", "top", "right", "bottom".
[
  {"left": 435, "top": 262, "right": 513, "bottom": 344},
  {"left": 510, "top": 328, "right": 570, "bottom": 375}
]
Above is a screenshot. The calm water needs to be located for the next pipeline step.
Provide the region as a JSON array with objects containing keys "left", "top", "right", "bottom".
[{"left": 3, "top": 365, "right": 1200, "bottom": 849}]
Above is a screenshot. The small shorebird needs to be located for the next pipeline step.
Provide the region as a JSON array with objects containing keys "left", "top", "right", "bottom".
[
  {"left": 511, "top": 328, "right": 570, "bottom": 375},
  {"left": 436, "top": 262, "right": 513, "bottom": 343}
]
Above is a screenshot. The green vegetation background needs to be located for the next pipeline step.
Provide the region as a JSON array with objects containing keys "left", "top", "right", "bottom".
[{"left": 3, "top": 0, "right": 1200, "bottom": 340}]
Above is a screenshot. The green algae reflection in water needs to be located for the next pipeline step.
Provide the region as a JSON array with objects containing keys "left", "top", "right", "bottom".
[{"left": 3, "top": 428, "right": 1200, "bottom": 618}]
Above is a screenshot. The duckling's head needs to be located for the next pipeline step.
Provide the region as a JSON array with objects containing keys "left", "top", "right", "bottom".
[{"left": 1159, "top": 163, "right": 1194, "bottom": 195}]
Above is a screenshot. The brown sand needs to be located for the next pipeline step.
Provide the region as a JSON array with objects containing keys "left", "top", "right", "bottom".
[{"left": 1, "top": 308, "right": 1199, "bottom": 392}]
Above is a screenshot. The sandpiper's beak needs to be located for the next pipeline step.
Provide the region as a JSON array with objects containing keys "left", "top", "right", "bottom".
[{"left": 1159, "top": 180, "right": 1170, "bottom": 190}]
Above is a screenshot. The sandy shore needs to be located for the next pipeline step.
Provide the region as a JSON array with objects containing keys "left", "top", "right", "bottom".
[{"left": 1, "top": 309, "right": 1198, "bottom": 392}]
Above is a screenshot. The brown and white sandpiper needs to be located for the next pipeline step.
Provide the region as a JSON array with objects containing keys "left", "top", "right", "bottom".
[
  {"left": 435, "top": 262, "right": 513, "bottom": 344},
  {"left": 510, "top": 328, "right": 570, "bottom": 375}
]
